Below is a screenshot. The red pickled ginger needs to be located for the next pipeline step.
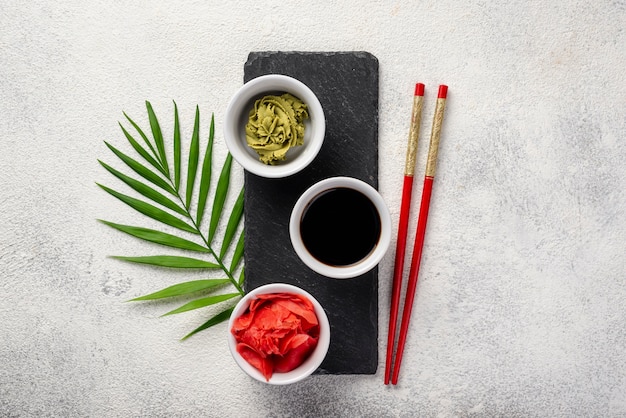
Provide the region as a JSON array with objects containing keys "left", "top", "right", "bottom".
[{"left": 231, "top": 292, "right": 320, "bottom": 381}]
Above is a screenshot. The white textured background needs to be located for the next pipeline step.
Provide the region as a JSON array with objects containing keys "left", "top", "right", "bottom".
[{"left": 2, "top": 0, "right": 626, "bottom": 416}]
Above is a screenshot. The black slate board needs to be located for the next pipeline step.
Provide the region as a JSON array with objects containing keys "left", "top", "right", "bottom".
[{"left": 243, "top": 51, "right": 379, "bottom": 374}]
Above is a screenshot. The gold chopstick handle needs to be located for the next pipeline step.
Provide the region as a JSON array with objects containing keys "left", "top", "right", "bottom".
[
  {"left": 404, "top": 84, "right": 425, "bottom": 176},
  {"left": 425, "top": 86, "right": 448, "bottom": 178}
]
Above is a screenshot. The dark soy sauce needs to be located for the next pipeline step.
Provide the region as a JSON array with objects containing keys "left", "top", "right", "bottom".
[{"left": 300, "top": 187, "right": 381, "bottom": 266}]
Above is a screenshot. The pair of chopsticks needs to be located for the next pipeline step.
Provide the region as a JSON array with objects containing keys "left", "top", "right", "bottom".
[{"left": 384, "top": 83, "right": 448, "bottom": 385}]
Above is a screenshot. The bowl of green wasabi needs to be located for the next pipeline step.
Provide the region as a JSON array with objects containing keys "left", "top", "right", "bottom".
[{"left": 224, "top": 74, "right": 325, "bottom": 178}]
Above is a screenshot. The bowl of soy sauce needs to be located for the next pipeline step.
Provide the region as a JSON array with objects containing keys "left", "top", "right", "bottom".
[{"left": 289, "top": 177, "right": 391, "bottom": 279}]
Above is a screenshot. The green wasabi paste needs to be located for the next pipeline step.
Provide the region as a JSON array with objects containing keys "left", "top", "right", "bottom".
[{"left": 245, "top": 93, "right": 309, "bottom": 165}]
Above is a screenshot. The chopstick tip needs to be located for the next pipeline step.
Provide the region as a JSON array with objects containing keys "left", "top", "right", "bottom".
[
  {"left": 414, "top": 83, "right": 425, "bottom": 96},
  {"left": 438, "top": 85, "right": 448, "bottom": 99}
]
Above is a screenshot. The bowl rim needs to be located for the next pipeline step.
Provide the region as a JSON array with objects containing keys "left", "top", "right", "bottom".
[
  {"left": 224, "top": 74, "right": 325, "bottom": 178},
  {"left": 227, "top": 282, "right": 331, "bottom": 385},
  {"left": 289, "top": 176, "right": 392, "bottom": 279}
]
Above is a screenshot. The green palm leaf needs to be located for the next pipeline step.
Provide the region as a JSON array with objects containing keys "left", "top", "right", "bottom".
[
  {"left": 173, "top": 101, "right": 182, "bottom": 191},
  {"left": 119, "top": 123, "right": 165, "bottom": 176},
  {"left": 112, "top": 255, "right": 219, "bottom": 269},
  {"left": 229, "top": 230, "right": 245, "bottom": 272},
  {"left": 97, "top": 184, "right": 196, "bottom": 234},
  {"left": 196, "top": 114, "right": 214, "bottom": 227},
  {"left": 104, "top": 141, "right": 176, "bottom": 195},
  {"left": 238, "top": 267, "right": 245, "bottom": 287},
  {"left": 185, "top": 106, "right": 201, "bottom": 209},
  {"left": 99, "top": 103, "right": 245, "bottom": 340},
  {"left": 181, "top": 307, "right": 235, "bottom": 341},
  {"left": 220, "top": 188, "right": 244, "bottom": 258},
  {"left": 162, "top": 293, "right": 240, "bottom": 316},
  {"left": 124, "top": 112, "right": 161, "bottom": 165},
  {"left": 98, "top": 160, "right": 186, "bottom": 216},
  {"left": 98, "top": 220, "right": 209, "bottom": 252},
  {"left": 208, "top": 153, "right": 233, "bottom": 244},
  {"left": 146, "top": 101, "right": 170, "bottom": 177},
  {"left": 129, "top": 279, "right": 230, "bottom": 301}
]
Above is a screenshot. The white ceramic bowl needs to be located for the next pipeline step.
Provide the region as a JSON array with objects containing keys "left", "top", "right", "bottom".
[
  {"left": 227, "top": 283, "right": 330, "bottom": 385},
  {"left": 224, "top": 74, "right": 325, "bottom": 178},
  {"left": 289, "top": 177, "right": 392, "bottom": 279}
]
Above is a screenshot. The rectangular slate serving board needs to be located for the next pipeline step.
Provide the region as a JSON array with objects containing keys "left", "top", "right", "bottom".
[{"left": 243, "top": 51, "right": 379, "bottom": 374}]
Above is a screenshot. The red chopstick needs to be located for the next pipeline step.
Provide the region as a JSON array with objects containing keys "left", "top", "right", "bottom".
[
  {"left": 391, "top": 84, "right": 448, "bottom": 385},
  {"left": 384, "top": 83, "right": 425, "bottom": 385}
]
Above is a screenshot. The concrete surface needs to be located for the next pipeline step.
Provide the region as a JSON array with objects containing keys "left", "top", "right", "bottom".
[{"left": 1, "top": 0, "right": 626, "bottom": 416}]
